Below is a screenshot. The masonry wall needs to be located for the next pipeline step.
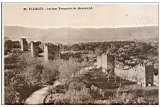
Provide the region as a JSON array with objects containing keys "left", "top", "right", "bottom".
[
  {"left": 97, "top": 55, "right": 102, "bottom": 68},
  {"left": 145, "top": 65, "right": 154, "bottom": 86},
  {"left": 31, "top": 42, "right": 35, "bottom": 57},
  {"left": 44, "top": 44, "right": 49, "bottom": 63},
  {"left": 20, "top": 38, "right": 28, "bottom": 51},
  {"left": 101, "top": 54, "right": 107, "bottom": 69},
  {"left": 30, "top": 41, "right": 41, "bottom": 57},
  {"left": 115, "top": 64, "right": 157, "bottom": 87},
  {"left": 107, "top": 55, "right": 115, "bottom": 75},
  {"left": 154, "top": 75, "right": 159, "bottom": 86}
]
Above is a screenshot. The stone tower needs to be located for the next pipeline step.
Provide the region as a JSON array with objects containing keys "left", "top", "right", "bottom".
[
  {"left": 30, "top": 41, "right": 35, "bottom": 57},
  {"left": 97, "top": 55, "right": 102, "bottom": 68},
  {"left": 44, "top": 44, "right": 49, "bottom": 63},
  {"left": 96, "top": 53, "right": 115, "bottom": 75},
  {"left": 145, "top": 64, "right": 154, "bottom": 87},
  {"left": 20, "top": 38, "right": 28, "bottom": 51},
  {"left": 106, "top": 54, "right": 115, "bottom": 75}
]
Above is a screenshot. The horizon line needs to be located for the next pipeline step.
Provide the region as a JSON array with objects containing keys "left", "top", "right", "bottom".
[{"left": 4, "top": 24, "right": 158, "bottom": 29}]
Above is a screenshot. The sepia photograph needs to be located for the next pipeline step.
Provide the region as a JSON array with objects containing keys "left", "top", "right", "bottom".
[{"left": 2, "top": 3, "right": 159, "bottom": 105}]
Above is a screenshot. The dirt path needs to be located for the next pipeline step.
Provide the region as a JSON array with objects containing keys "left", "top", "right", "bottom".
[{"left": 25, "top": 86, "right": 52, "bottom": 104}]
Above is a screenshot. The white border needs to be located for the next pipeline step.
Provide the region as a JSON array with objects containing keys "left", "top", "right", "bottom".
[
  {"left": 0, "top": 0, "right": 159, "bottom": 107},
  {"left": 0, "top": 0, "right": 159, "bottom": 3}
]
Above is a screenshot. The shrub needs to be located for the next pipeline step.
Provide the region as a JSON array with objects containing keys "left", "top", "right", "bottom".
[
  {"left": 64, "top": 79, "right": 92, "bottom": 104},
  {"left": 22, "top": 60, "right": 60, "bottom": 85},
  {"left": 5, "top": 81, "right": 18, "bottom": 104},
  {"left": 5, "top": 52, "right": 61, "bottom": 104},
  {"left": 48, "top": 81, "right": 92, "bottom": 104},
  {"left": 65, "top": 87, "right": 91, "bottom": 104},
  {"left": 40, "top": 61, "right": 60, "bottom": 84},
  {"left": 58, "top": 58, "right": 84, "bottom": 84}
]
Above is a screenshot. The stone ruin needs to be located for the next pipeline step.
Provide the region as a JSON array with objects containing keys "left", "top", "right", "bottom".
[
  {"left": 44, "top": 44, "right": 49, "bottom": 63},
  {"left": 145, "top": 64, "right": 154, "bottom": 86},
  {"left": 20, "top": 38, "right": 28, "bottom": 51},
  {"left": 96, "top": 53, "right": 157, "bottom": 87},
  {"left": 30, "top": 41, "right": 36, "bottom": 57},
  {"left": 30, "top": 41, "right": 43, "bottom": 57},
  {"left": 4, "top": 39, "right": 21, "bottom": 54},
  {"left": 5, "top": 37, "right": 28, "bottom": 54},
  {"left": 43, "top": 43, "right": 60, "bottom": 63},
  {"left": 115, "top": 63, "right": 157, "bottom": 87},
  {"left": 96, "top": 53, "right": 115, "bottom": 75},
  {"left": 30, "top": 42, "right": 60, "bottom": 63}
]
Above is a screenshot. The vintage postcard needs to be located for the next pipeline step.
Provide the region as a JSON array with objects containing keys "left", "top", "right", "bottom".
[{"left": 2, "top": 3, "right": 159, "bottom": 105}]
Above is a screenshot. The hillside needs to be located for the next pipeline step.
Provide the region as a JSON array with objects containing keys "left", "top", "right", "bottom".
[{"left": 4, "top": 26, "right": 158, "bottom": 43}]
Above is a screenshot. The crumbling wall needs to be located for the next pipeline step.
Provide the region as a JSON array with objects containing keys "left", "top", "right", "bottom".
[
  {"left": 115, "top": 64, "right": 156, "bottom": 87},
  {"left": 101, "top": 54, "right": 107, "bottom": 69},
  {"left": 43, "top": 43, "right": 60, "bottom": 63},
  {"left": 20, "top": 38, "right": 28, "bottom": 51},
  {"left": 115, "top": 64, "right": 146, "bottom": 86},
  {"left": 96, "top": 55, "right": 102, "bottom": 68},
  {"left": 30, "top": 41, "right": 42, "bottom": 57},
  {"left": 107, "top": 55, "right": 115, "bottom": 75},
  {"left": 44, "top": 44, "right": 49, "bottom": 63},
  {"left": 154, "top": 75, "right": 159, "bottom": 86},
  {"left": 145, "top": 65, "right": 154, "bottom": 86}
]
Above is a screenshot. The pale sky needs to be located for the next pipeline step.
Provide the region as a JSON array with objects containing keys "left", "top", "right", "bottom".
[{"left": 3, "top": 3, "right": 158, "bottom": 28}]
